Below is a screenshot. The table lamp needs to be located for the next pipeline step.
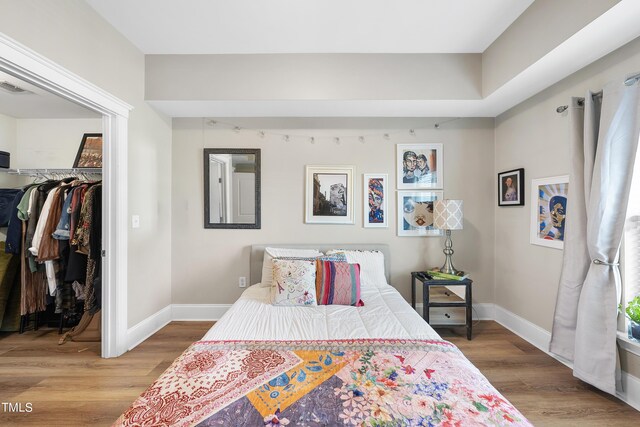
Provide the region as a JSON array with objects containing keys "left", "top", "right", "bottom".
[{"left": 433, "top": 199, "right": 464, "bottom": 275}]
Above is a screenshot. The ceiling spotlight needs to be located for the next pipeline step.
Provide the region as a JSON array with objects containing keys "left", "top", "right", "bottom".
[
  {"left": 334, "top": 137, "right": 340, "bottom": 144},
  {"left": 233, "top": 126, "right": 241, "bottom": 133},
  {"left": 359, "top": 136, "right": 365, "bottom": 144},
  {"left": 409, "top": 129, "right": 416, "bottom": 136},
  {"left": 258, "top": 131, "right": 265, "bottom": 138},
  {"left": 283, "top": 135, "right": 290, "bottom": 142},
  {"left": 383, "top": 133, "right": 390, "bottom": 140},
  {"left": 434, "top": 123, "right": 440, "bottom": 129},
  {"left": 310, "top": 137, "right": 315, "bottom": 144},
  {"left": 206, "top": 119, "right": 217, "bottom": 127}
]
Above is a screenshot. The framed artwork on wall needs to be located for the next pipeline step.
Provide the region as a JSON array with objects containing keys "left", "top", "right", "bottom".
[
  {"left": 530, "top": 175, "right": 569, "bottom": 249},
  {"left": 363, "top": 173, "right": 388, "bottom": 228},
  {"left": 397, "top": 190, "right": 444, "bottom": 236},
  {"left": 305, "top": 165, "right": 355, "bottom": 224},
  {"left": 498, "top": 168, "right": 525, "bottom": 206},
  {"left": 396, "top": 143, "right": 443, "bottom": 190},
  {"left": 73, "top": 133, "right": 102, "bottom": 168}
]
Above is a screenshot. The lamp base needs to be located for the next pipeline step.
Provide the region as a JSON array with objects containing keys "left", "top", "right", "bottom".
[{"left": 440, "top": 229, "right": 462, "bottom": 275}]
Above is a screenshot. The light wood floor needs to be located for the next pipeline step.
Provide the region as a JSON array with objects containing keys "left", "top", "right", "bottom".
[{"left": 0, "top": 321, "right": 637, "bottom": 426}]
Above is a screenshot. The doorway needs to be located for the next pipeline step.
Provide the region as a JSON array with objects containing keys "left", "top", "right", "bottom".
[{"left": 0, "top": 32, "right": 130, "bottom": 357}]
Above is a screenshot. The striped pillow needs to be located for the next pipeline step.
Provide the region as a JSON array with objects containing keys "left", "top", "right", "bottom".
[{"left": 315, "top": 260, "right": 364, "bottom": 306}]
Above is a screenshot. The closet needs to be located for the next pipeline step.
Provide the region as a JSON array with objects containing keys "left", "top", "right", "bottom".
[{"left": 0, "top": 71, "right": 103, "bottom": 345}]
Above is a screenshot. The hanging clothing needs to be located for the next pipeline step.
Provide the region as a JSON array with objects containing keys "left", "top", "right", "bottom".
[
  {"left": 5, "top": 190, "right": 25, "bottom": 254},
  {"left": 52, "top": 186, "right": 77, "bottom": 240},
  {"left": 0, "top": 189, "right": 21, "bottom": 227}
]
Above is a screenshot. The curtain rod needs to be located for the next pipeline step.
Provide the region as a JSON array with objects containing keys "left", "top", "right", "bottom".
[
  {"left": 556, "top": 72, "right": 640, "bottom": 113},
  {"left": 556, "top": 98, "right": 584, "bottom": 114}
]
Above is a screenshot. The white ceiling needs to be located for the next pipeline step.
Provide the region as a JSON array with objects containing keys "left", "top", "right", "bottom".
[
  {"left": 85, "top": 0, "right": 533, "bottom": 54},
  {"left": 0, "top": 71, "right": 100, "bottom": 119}
]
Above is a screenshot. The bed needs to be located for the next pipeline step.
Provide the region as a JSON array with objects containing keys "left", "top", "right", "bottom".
[{"left": 115, "top": 244, "right": 531, "bottom": 426}]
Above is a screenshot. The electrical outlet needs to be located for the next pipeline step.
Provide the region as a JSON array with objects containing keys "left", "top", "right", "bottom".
[{"left": 239, "top": 277, "right": 247, "bottom": 288}]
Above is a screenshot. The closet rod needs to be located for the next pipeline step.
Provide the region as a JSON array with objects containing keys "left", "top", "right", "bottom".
[
  {"left": 556, "top": 72, "right": 639, "bottom": 113},
  {"left": 3, "top": 168, "right": 102, "bottom": 176}
]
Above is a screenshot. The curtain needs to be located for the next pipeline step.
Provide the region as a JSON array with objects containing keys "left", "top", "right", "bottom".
[{"left": 550, "top": 79, "right": 640, "bottom": 394}]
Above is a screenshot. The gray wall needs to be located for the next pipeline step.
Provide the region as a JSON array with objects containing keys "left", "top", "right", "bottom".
[
  {"left": 171, "top": 118, "right": 495, "bottom": 305},
  {"left": 0, "top": 0, "right": 173, "bottom": 328},
  {"left": 495, "top": 36, "right": 640, "bottom": 378}
]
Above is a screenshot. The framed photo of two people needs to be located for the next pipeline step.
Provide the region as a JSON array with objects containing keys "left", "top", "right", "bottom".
[{"left": 396, "top": 144, "right": 443, "bottom": 190}]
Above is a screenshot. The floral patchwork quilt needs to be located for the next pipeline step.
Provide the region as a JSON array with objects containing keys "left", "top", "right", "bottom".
[{"left": 114, "top": 339, "right": 531, "bottom": 427}]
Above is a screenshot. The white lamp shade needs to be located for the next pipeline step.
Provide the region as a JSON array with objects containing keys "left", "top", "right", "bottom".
[{"left": 434, "top": 199, "right": 463, "bottom": 230}]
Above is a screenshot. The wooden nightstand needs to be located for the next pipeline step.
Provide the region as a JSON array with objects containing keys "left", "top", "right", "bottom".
[{"left": 411, "top": 272, "right": 473, "bottom": 340}]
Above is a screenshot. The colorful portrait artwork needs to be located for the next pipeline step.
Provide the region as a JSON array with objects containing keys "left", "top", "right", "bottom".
[
  {"left": 498, "top": 168, "right": 525, "bottom": 206},
  {"left": 363, "top": 174, "right": 388, "bottom": 228},
  {"left": 530, "top": 175, "right": 569, "bottom": 249},
  {"left": 396, "top": 144, "right": 443, "bottom": 190},
  {"left": 397, "top": 191, "right": 443, "bottom": 236}
]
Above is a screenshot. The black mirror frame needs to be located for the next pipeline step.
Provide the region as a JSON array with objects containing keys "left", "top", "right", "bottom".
[{"left": 203, "top": 148, "right": 261, "bottom": 229}]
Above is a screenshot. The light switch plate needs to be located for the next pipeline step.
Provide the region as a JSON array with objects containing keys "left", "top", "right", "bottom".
[{"left": 132, "top": 215, "right": 140, "bottom": 229}]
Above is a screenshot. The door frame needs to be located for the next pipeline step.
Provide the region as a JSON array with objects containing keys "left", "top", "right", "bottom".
[{"left": 0, "top": 32, "right": 131, "bottom": 357}]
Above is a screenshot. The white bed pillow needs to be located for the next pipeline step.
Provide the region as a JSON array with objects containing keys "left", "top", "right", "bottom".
[
  {"left": 271, "top": 258, "right": 317, "bottom": 306},
  {"left": 325, "top": 249, "right": 387, "bottom": 288},
  {"left": 260, "top": 247, "right": 323, "bottom": 288}
]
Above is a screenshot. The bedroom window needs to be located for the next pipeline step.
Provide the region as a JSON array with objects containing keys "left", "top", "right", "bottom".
[{"left": 621, "top": 140, "right": 640, "bottom": 335}]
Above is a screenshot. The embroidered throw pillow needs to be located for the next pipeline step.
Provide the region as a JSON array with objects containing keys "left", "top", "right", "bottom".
[
  {"left": 260, "top": 247, "right": 323, "bottom": 288},
  {"left": 271, "top": 258, "right": 317, "bottom": 306},
  {"left": 315, "top": 260, "right": 364, "bottom": 306}
]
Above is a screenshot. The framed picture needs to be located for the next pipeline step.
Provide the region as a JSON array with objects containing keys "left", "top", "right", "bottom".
[
  {"left": 397, "top": 190, "right": 444, "bottom": 236},
  {"left": 363, "top": 173, "right": 388, "bottom": 228},
  {"left": 498, "top": 168, "right": 525, "bottom": 206},
  {"left": 305, "top": 165, "right": 354, "bottom": 224},
  {"left": 73, "top": 133, "right": 103, "bottom": 168},
  {"left": 396, "top": 143, "right": 443, "bottom": 189},
  {"left": 530, "top": 175, "right": 569, "bottom": 249}
]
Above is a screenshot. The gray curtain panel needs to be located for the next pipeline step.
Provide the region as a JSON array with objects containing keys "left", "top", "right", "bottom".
[{"left": 550, "top": 80, "right": 640, "bottom": 395}]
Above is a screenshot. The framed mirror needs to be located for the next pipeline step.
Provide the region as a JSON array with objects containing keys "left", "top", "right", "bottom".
[{"left": 204, "top": 148, "right": 261, "bottom": 229}]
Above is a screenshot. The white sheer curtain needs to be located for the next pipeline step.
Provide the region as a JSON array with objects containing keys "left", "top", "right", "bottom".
[{"left": 550, "top": 78, "right": 640, "bottom": 394}]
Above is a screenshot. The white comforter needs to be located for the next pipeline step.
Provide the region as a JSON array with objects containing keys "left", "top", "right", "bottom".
[{"left": 202, "top": 283, "right": 440, "bottom": 341}]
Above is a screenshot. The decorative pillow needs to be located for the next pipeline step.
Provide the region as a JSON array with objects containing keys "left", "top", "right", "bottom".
[
  {"left": 260, "top": 247, "right": 323, "bottom": 288},
  {"left": 271, "top": 259, "right": 317, "bottom": 306},
  {"left": 315, "top": 260, "right": 363, "bottom": 306},
  {"left": 325, "top": 249, "right": 387, "bottom": 289}
]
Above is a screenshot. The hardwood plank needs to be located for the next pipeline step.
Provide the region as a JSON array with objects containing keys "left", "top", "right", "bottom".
[{"left": 0, "top": 320, "right": 637, "bottom": 426}]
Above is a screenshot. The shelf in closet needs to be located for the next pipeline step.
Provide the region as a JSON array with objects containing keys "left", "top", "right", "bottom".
[{"left": 2, "top": 168, "right": 102, "bottom": 176}]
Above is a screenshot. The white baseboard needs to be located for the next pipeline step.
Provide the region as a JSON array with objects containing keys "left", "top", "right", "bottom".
[
  {"left": 492, "top": 305, "right": 554, "bottom": 355},
  {"left": 172, "top": 304, "right": 232, "bottom": 321},
  {"left": 621, "top": 370, "right": 640, "bottom": 411},
  {"left": 125, "top": 305, "right": 172, "bottom": 351}
]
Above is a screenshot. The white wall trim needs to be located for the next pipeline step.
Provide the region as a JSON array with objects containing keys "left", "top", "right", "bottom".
[
  {"left": 172, "top": 304, "right": 233, "bottom": 321},
  {"left": 126, "top": 305, "right": 172, "bottom": 351},
  {"left": 492, "top": 305, "right": 554, "bottom": 355},
  {"left": 0, "top": 31, "right": 132, "bottom": 358},
  {"left": 621, "top": 371, "right": 640, "bottom": 411}
]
